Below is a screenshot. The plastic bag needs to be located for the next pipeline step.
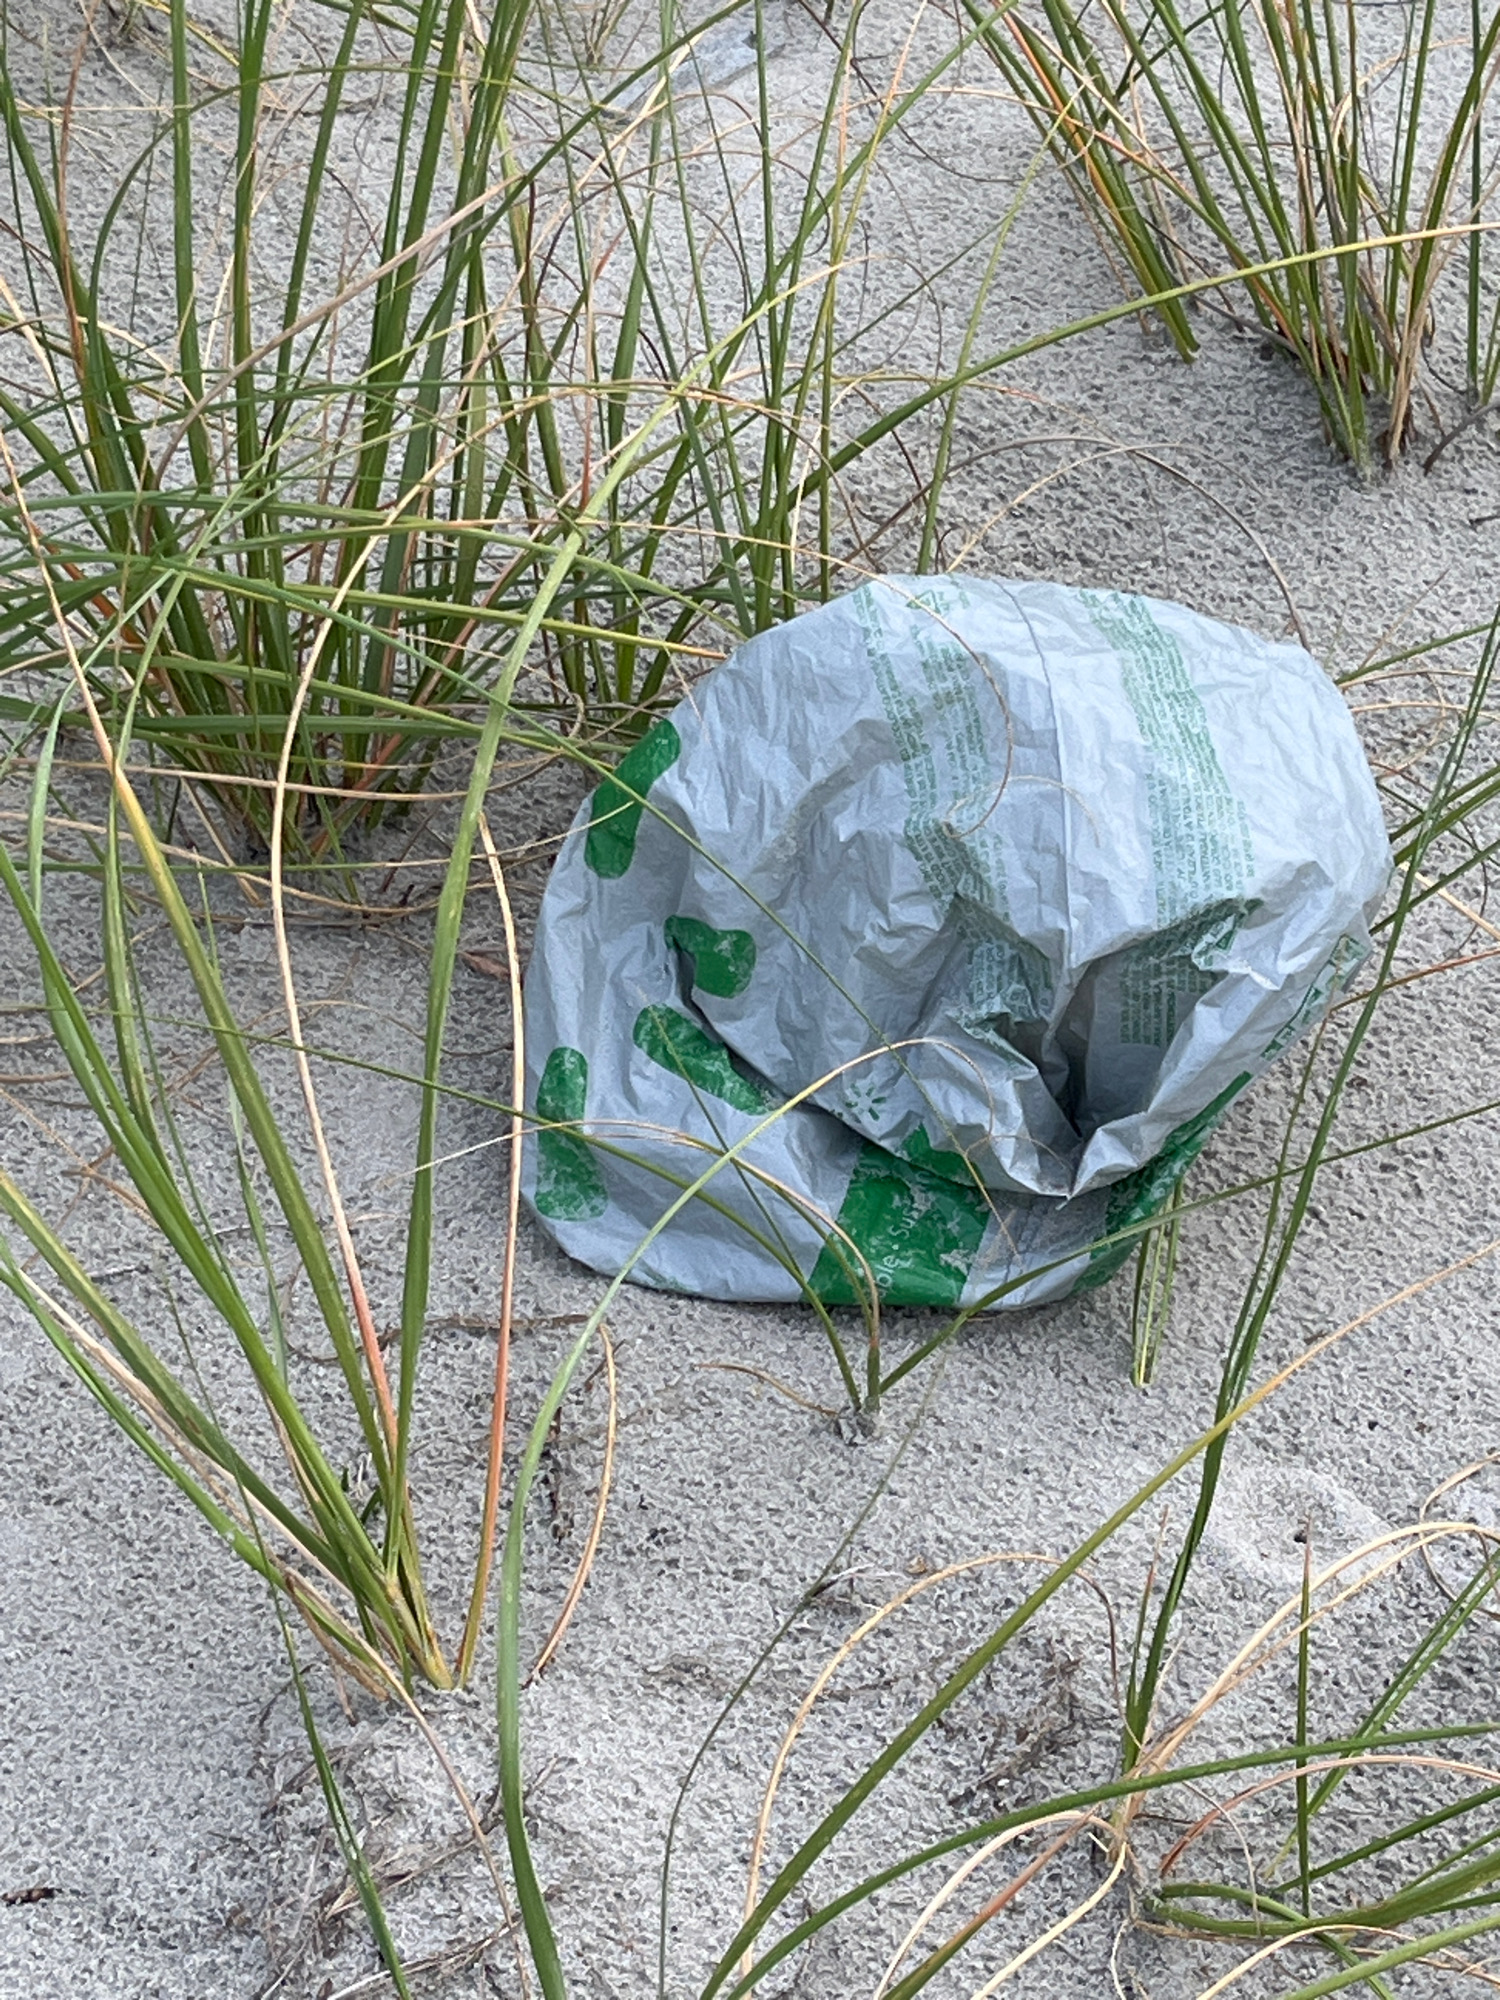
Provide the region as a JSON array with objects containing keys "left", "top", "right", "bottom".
[{"left": 522, "top": 577, "right": 1389, "bottom": 1309}]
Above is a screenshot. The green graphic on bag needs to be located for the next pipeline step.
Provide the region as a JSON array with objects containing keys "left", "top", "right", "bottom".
[
  {"left": 585, "top": 720, "right": 681, "bottom": 878},
  {"left": 1077, "top": 1071, "right": 1251, "bottom": 1290},
  {"left": 632, "top": 1005, "right": 775, "bottom": 1115},
  {"left": 665, "top": 916, "right": 757, "bottom": 998},
  {"left": 535, "top": 1047, "right": 608, "bottom": 1221},
  {"left": 809, "top": 1132, "right": 991, "bottom": 1308}
]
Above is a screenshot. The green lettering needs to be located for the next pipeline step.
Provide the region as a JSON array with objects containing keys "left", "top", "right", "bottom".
[{"left": 809, "top": 1139, "right": 991, "bottom": 1308}]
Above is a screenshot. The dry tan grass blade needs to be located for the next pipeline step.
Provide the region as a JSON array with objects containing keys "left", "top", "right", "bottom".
[{"left": 529, "top": 1322, "right": 619, "bottom": 1682}]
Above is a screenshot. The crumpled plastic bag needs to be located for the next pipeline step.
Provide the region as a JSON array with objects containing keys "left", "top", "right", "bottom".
[{"left": 521, "top": 577, "right": 1390, "bottom": 1309}]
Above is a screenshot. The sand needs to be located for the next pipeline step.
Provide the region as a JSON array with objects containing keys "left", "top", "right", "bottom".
[{"left": 4, "top": 0, "right": 1500, "bottom": 1994}]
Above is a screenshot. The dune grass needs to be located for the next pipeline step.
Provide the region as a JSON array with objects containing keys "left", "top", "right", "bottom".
[
  {"left": 0, "top": 0, "right": 1049, "bottom": 860},
  {"left": 5, "top": 548, "right": 1498, "bottom": 1991},
  {"left": 4, "top": 0, "right": 1500, "bottom": 1993},
  {"left": 0, "top": 0, "right": 1074, "bottom": 1691},
  {"left": 971, "top": 0, "right": 1500, "bottom": 472}
]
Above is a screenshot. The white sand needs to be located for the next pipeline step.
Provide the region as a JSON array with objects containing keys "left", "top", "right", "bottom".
[{"left": 4, "top": 2, "right": 1500, "bottom": 1995}]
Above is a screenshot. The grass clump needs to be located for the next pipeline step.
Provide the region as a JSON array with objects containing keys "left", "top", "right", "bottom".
[
  {"left": 0, "top": 0, "right": 1038, "bottom": 858},
  {"left": 4, "top": 0, "right": 1500, "bottom": 1993},
  {"left": 0, "top": 0, "right": 1053, "bottom": 1690},
  {"left": 972, "top": 0, "right": 1500, "bottom": 471}
]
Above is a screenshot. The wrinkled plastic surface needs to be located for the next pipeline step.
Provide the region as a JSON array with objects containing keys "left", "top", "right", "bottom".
[{"left": 522, "top": 577, "right": 1390, "bottom": 1309}]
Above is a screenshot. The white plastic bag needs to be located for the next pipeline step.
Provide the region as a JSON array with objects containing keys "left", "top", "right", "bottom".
[{"left": 522, "top": 577, "right": 1389, "bottom": 1309}]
